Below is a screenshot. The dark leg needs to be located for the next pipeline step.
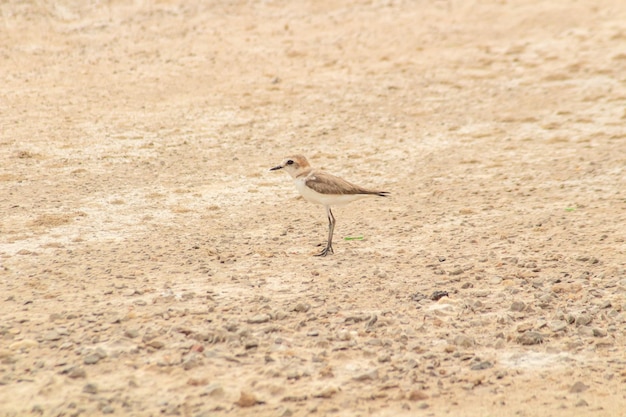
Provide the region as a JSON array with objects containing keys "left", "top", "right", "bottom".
[{"left": 316, "top": 207, "right": 335, "bottom": 256}]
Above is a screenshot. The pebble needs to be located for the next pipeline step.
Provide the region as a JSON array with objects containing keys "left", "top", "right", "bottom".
[
  {"left": 452, "top": 334, "right": 475, "bottom": 348},
  {"left": 9, "top": 339, "right": 39, "bottom": 351},
  {"left": 278, "top": 408, "right": 293, "bottom": 417},
  {"left": 235, "top": 391, "right": 259, "bottom": 407},
  {"left": 548, "top": 320, "right": 568, "bottom": 332},
  {"left": 247, "top": 314, "right": 270, "bottom": 324},
  {"left": 592, "top": 327, "right": 607, "bottom": 337},
  {"left": 292, "top": 303, "right": 310, "bottom": 313},
  {"left": 83, "top": 383, "right": 98, "bottom": 394},
  {"left": 124, "top": 328, "right": 139, "bottom": 338},
  {"left": 353, "top": 368, "right": 379, "bottom": 381},
  {"left": 182, "top": 353, "right": 202, "bottom": 370},
  {"left": 510, "top": 301, "right": 526, "bottom": 312},
  {"left": 471, "top": 361, "right": 493, "bottom": 371},
  {"left": 146, "top": 339, "right": 165, "bottom": 349},
  {"left": 575, "top": 399, "right": 589, "bottom": 407},
  {"left": 569, "top": 381, "right": 589, "bottom": 393},
  {"left": 314, "top": 386, "right": 338, "bottom": 398},
  {"left": 204, "top": 383, "right": 224, "bottom": 398},
  {"left": 83, "top": 354, "right": 101, "bottom": 365},
  {"left": 408, "top": 390, "right": 429, "bottom": 401},
  {"left": 517, "top": 331, "right": 544, "bottom": 345},
  {"left": 66, "top": 366, "right": 86, "bottom": 379},
  {"left": 575, "top": 313, "right": 593, "bottom": 326},
  {"left": 43, "top": 330, "right": 61, "bottom": 341}
]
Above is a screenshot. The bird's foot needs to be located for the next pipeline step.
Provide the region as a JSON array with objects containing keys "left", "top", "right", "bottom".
[{"left": 315, "top": 245, "right": 334, "bottom": 257}]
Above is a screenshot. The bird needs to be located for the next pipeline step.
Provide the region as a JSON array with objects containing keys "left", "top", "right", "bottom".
[{"left": 270, "top": 155, "right": 389, "bottom": 256}]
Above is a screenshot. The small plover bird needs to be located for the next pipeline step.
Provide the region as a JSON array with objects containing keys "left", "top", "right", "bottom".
[{"left": 270, "top": 155, "right": 389, "bottom": 256}]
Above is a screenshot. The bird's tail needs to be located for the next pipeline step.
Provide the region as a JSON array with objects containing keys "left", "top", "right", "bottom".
[{"left": 376, "top": 191, "right": 390, "bottom": 197}]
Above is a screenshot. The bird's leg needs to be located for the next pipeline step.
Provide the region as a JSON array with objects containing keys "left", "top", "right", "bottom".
[{"left": 316, "top": 207, "right": 335, "bottom": 256}]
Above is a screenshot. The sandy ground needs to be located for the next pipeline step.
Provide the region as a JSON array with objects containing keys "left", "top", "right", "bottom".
[{"left": 1, "top": 1, "right": 626, "bottom": 416}]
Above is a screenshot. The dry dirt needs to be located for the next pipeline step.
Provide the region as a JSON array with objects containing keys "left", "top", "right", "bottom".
[{"left": 1, "top": 1, "right": 626, "bottom": 416}]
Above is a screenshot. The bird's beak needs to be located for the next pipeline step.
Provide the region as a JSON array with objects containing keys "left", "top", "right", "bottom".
[{"left": 270, "top": 164, "right": 283, "bottom": 171}]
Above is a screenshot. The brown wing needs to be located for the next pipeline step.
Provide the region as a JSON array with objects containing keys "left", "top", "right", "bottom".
[{"left": 305, "top": 170, "right": 387, "bottom": 196}]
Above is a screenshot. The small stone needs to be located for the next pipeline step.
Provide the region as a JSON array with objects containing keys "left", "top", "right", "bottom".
[
  {"left": 235, "top": 391, "right": 259, "bottom": 407},
  {"left": 83, "top": 383, "right": 98, "bottom": 394},
  {"left": 146, "top": 339, "right": 165, "bottom": 349},
  {"left": 306, "top": 330, "right": 319, "bottom": 337},
  {"left": 408, "top": 390, "right": 429, "bottom": 401},
  {"left": 489, "top": 277, "right": 503, "bottom": 285},
  {"left": 378, "top": 354, "right": 391, "bottom": 363},
  {"left": 187, "top": 377, "right": 209, "bottom": 386},
  {"left": 182, "top": 353, "right": 202, "bottom": 370},
  {"left": 205, "top": 383, "right": 224, "bottom": 398},
  {"left": 430, "top": 291, "right": 449, "bottom": 301},
  {"left": 471, "top": 361, "right": 493, "bottom": 371},
  {"left": 517, "top": 331, "right": 544, "bottom": 345},
  {"left": 452, "top": 334, "right": 474, "bottom": 348},
  {"left": 67, "top": 366, "right": 86, "bottom": 379},
  {"left": 43, "top": 330, "right": 61, "bottom": 341},
  {"left": 510, "top": 301, "right": 526, "bottom": 312},
  {"left": 124, "top": 328, "right": 139, "bottom": 338},
  {"left": 247, "top": 314, "right": 270, "bottom": 324},
  {"left": 353, "top": 368, "right": 379, "bottom": 381},
  {"left": 292, "top": 303, "right": 310, "bottom": 313},
  {"left": 548, "top": 320, "right": 568, "bottom": 332},
  {"left": 592, "top": 327, "right": 607, "bottom": 338},
  {"left": 9, "top": 339, "right": 39, "bottom": 351},
  {"left": 83, "top": 354, "right": 101, "bottom": 365},
  {"left": 578, "top": 326, "right": 594, "bottom": 337},
  {"left": 278, "top": 408, "right": 293, "bottom": 417},
  {"left": 569, "top": 381, "right": 589, "bottom": 393},
  {"left": 102, "top": 405, "right": 114, "bottom": 414},
  {"left": 244, "top": 340, "right": 259, "bottom": 350},
  {"left": 314, "top": 386, "right": 338, "bottom": 398},
  {"left": 575, "top": 399, "right": 589, "bottom": 407},
  {"left": 575, "top": 313, "right": 592, "bottom": 326}
]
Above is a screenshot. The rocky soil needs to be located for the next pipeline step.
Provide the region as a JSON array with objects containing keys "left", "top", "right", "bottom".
[{"left": 1, "top": 1, "right": 625, "bottom": 416}]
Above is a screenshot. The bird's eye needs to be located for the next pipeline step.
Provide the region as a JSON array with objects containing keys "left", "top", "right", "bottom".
[{"left": 286, "top": 160, "right": 294, "bottom": 165}]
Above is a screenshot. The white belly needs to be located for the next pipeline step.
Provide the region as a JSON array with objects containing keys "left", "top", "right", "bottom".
[{"left": 294, "top": 178, "right": 366, "bottom": 207}]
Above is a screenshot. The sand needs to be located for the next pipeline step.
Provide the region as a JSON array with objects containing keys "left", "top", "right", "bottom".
[{"left": 1, "top": 1, "right": 625, "bottom": 416}]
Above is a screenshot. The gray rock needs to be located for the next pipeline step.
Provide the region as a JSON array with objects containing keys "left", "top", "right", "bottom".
[
  {"left": 83, "top": 354, "right": 101, "bottom": 365},
  {"left": 353, "top": 368, "right": 379, "bottom": 381},
  {"left": 510, "top": 301, "right": 526, "bottom": 312},
  {"left": 548, "top": 320, "right": 567, "bottom": 332},
  {"left": 43, "top": 330, "right": 61, "bottom": 341},
  {"left": 292, "top": 303, "right": 310, "bottom": 313},
  {"left": 575, "top": 399, "right": 589, "bottom": 407},
  {"left": 575, "top": 313, "right": 592, "bottom": 326},
  {"left": 470, "top": 361, "right": 493, "bottom": 371},
  {"left": 247, "top": 314, "right": 270, "bottom": 324},
  {"left": 205, "top": 383, "right": 224, "bottom": 398},
  {"left": 124, "top": 328, "right": 139, "bottom": 338},
  {"left": 452, "top": 334, "right": 475, "bottom": 348},
  {"left": 569, "top": 381, "right": 589, "bottom": 393},
  {"left": 83, "top": 383, "right": 98, "bottom": 394},
  {"left": 592, "top": 327, "right": 607, "bottom": 338},
  {"left": 517, "top": 331, "right": 544, "bottom": 345},
  {"left": 182, "top": 353, "right": 202, "bottom": 370},
  {"left": 66, "top": 366, "right": 86, "bottom": 379}
]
